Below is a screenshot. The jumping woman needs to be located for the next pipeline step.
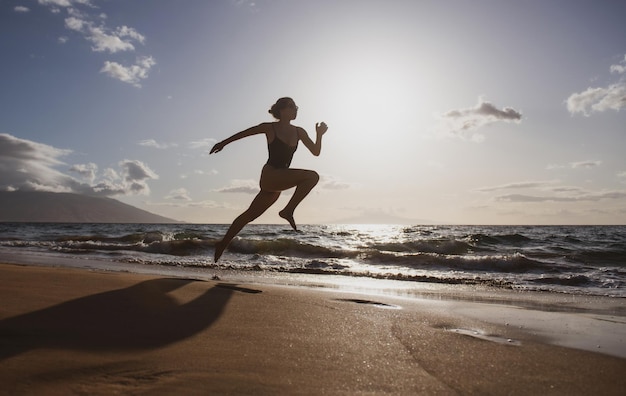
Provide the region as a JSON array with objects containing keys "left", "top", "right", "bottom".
[{"left": 210, "top": 97, "right": 328, "bottom": 262}]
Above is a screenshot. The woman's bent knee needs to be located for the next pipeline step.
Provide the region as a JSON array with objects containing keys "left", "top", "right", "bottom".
[{"left": 308, "top": 170, "right": 320, "bottom": 184}]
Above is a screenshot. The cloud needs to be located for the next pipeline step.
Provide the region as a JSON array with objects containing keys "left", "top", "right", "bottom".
[
  {"left": 14, "top": 6, "right": 30, "bottom": 12},
  {"left": 476, "top": 181, "right": 556, "bottom": 192},
  {"left": 165, "top": 188, "right": 192, "bottom": 201},
  {"left": 567, "top": 54, "right": 626, "bottom": 115},
  {"left": 319, "top": 175, "right": 352, "bottom": 191},
  {"left": 548, "top": 160, "right": 602, "bottom": 170},
  {"left": 0, "top": 133, "right": 76, "bottom": 193},
  {"left": 566, "top": 83, "right": 626, "bottom": 115},
  {"left": 146, "top": 199, "right": 234, "bottom": 210},
  {"left": 139, "top": 139, "right": 176, "bottom": 149},
  {"left": 496, "top": 190, "right": 626, "bottom": 203},
  {"left": 91, "top": 160, "right": 158, "bottom": 196},
  {"left": 64, "top": 15, "right": 146, "bottom": 53},
  {"left": 38, "top": 0, "right": 72, "bottom": 6},
  {"left": 181, "top": 169, "right": 218, "bottom": 179},
  {"left": 33, "top": 0, "right": 154, "bottom": 88},
  {"left": 0, "top": 133, "right": 157, "bottom": 196},
  {"left": 439, "top": 98, "right": 522, "bottom": 140},
  {"left": 100, "top": 56, "right": 156, "bottom": 87},
  {"left": 215, "top": 179, "right": 259, "bottom": 194},
  {"left": 38, "top": 0, "right": 91, "bottom": 6},
  {"left": 69, "top": 162, "right": 98, "bottom": 183},
  {"left": 189, "top": 138, "right": 217, "bottom": 149},
  {"left": 610, "top": 55, "right": 626, "bottom": 74},
  {"left": 230, "top": 0, "right": 260, "bottom": 12},
  {"left": 570, "top": 160, "right": 601, "bottom": 169}
]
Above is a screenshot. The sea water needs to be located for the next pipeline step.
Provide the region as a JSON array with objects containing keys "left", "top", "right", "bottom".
[{"left": 0, "top": 223, "right": 624, "bottom": 297}]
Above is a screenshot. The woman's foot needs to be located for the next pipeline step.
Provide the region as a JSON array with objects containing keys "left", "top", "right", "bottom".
[
  {"left": 214, "top": 240, "right": 226, "bottom": 263},
  {"left": 279, "top": 209, "right": 297, "bottom": 231}
]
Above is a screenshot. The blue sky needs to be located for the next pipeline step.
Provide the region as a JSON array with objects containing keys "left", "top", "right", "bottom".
[{"left": 1, "top": 0, "right": 625, "bottom": 224}]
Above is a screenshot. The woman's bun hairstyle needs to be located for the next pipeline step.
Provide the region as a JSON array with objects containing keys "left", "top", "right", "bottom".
[{"left": 269, "top": 97, "right": 294, "bottom": 119}]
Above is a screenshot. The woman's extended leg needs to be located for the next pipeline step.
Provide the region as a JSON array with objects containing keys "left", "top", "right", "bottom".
[{"left": 214, "top": 190, "right": 280, "bottom": 262}]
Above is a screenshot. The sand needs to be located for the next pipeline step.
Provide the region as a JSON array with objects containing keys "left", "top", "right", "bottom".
[{"left": 1, "top": 262, "right": 625, "bottom": 395}]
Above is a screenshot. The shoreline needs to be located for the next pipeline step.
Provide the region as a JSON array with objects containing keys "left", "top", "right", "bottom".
[
  {"left": 2, "top": 251, "right": 626, "bottom": 357},
  {"left": 1, "top": 259, "right": 625, "bottom": 394}
]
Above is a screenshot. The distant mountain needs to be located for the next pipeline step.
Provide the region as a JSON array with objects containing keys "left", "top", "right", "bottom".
[{"left": 0, "top": 191, "right": 180, "bottom": 223}]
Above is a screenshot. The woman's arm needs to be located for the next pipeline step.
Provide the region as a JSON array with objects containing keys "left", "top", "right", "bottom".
[
  {"left": 210, "top": 123, "right": 269, "bottom": 154},
  {"left": 298, "top": 122, "right": 328, "bottom": 156}
]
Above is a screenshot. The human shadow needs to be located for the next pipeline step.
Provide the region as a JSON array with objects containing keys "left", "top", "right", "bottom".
[{"left": 0, "top": 278, "right": 242, "bottom": 360}]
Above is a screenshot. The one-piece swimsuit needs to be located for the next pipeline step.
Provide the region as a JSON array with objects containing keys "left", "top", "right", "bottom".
[{"left": 266, "top": 124, "right": 298, "bottom": 169}]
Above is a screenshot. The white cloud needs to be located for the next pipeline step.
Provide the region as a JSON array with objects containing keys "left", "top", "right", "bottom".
[
  {"left": 215, "top": 179, "right": 259, "bottom": 194},
  {"left": 497, "top": 191, "right": 626, "bottom": 203},
  {"left": 121, "top": 159, "right": 157, "bottom": 181},
  {"left": 548, "top": 160, "right": 602, "bottom": 170},
  {"left": 570, "top": 160, "right": 601, "bottom": 169},
  {"left": 165, "top": 188, "right": 192, "bottom": 201},
  {"left": 180, "top": 169, "right": 218, "bottom": 179},
  {"left": 0, "top": 133, "right": 158, "bottom": 196},
  {"left": 189, "top": 138, "right": 217, "bottom": 149},
  {"left": 38, "top": 0, "right": 93, "bottom": 8},
  {"left": 14, "top": 6, "right": 30, "bottom": 12},
  {"left": 610, "top": 55, "right": 626, "bottom": 74},
  {"left": 100, "top": 56, "right": 156, "bottom": 87},
  {"left": 567, "top": 54, "right": 626, "bottom": 115},
  {"left": 319, "top": 175, "right": 351, "bottom": 191},
  {"left": 38, "top": 0, "right": 72, "bottom": 6},
  {"left": 35, "top": 0, "right": 154, "bottom": 87},
  {"left": 230, "top": 0, "right": 259, "bottom": 12},
  {"left": 566, "top": 82, "right": 626, "bottom": 115},
  {"left": 64, "top": 16, "right": 85, "bottom": 31},
  {"left": 87, "top": 26, "right": 136, "bottom": 53},
  {"left": 92, "top": 160, "right": 158, "bottom": 196},
  {"left": 0, "top": 133, "right": 75, "bottom": 193},
  {"left": 64, "top": 17, "right": 141, "bottom": 53},
  {"left": 439, "top": 98, "right": 522, "bottom": 140},
  {"left": 69, "top": 162, "right": 98, "bottom": 183},
  {"left": 476, "top": 181, "right": 556, "bottom": 192},
  {"left": 139, "top": 139, "right": 176, "bottom": 149},
  {"left": 116, "top": 26, "right": 145, "bottom": 44}
]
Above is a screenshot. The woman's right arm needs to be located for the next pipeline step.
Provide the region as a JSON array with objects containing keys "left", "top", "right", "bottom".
[{"left": 210, "top": 123, "right": 268, "bottom": 154}]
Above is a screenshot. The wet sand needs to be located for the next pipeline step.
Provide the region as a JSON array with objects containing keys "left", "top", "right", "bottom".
[{"left": 0, "top": 262, "right": 625, "bottom": 395}]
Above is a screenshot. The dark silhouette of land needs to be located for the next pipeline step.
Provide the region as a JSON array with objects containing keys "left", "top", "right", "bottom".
[{"left": 0, "top": 191, "right": 179, "bottom": 223}]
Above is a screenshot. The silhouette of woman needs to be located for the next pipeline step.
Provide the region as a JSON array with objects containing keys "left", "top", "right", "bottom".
[{"left": 210, "top": 97, "right": 328, "bottom": 262}]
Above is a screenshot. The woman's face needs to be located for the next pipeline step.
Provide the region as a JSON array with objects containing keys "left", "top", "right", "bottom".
[{"left": 280, "top": 101, "right": 298, "bottom": 120}]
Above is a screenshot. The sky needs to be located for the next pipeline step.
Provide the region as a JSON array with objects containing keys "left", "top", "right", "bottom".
[{"left": 1, "top": 0, "right": 625, "bottom": 225}]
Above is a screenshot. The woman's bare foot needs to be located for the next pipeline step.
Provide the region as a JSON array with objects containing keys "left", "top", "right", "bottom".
[
  {"left": 214, "top": 240, "right": 226, "bottom": 262},
  {"left": 279, "top": 209, "right": 297, "bottom": 231}
]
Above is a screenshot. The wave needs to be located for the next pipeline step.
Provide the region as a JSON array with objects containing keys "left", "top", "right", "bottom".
[{"left": 2, "top": 224, "right": 626, "bottom": 296}]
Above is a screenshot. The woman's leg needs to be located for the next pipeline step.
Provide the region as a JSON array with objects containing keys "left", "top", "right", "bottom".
[
  {"left": 261, "top": 167, "right": 319, "bottom": 231},
  {"left": 214, "top": 190, "right": 280, "bottom": 262},
  {"left": 278, "top": 171, "right": 319, "bottom": 231}
]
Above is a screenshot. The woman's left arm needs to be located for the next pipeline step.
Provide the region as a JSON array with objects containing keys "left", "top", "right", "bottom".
[{"left": 299, "top": 122, "right": 328, "bottom": 156}]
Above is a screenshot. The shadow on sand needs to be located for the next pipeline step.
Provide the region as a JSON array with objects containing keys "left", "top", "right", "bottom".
[{"left": 0, "top": 278, "right": 251, "bottom": 360}]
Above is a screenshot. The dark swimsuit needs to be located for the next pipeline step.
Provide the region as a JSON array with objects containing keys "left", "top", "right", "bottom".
[{"left": 266, "top": 124, "right": 298, "bottom": 169}]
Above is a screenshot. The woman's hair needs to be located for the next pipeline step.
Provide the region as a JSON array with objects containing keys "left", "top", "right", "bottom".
[{"left": 268, "top": 97, "right": 294, "bottom": 119}]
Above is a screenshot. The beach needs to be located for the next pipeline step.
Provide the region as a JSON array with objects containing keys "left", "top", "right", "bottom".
[{"left": 1, "top": 261, "right": 625, "bottom": 395}]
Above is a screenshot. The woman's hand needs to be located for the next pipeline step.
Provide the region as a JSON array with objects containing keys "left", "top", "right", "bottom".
[
  {"left": 210, "top": 141, "right": 226, "bottom": 154},
  {"left": 316, "top": 122, "right": 328, "bottom": 136}
]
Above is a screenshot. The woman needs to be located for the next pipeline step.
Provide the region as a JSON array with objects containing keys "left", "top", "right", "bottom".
[{"left": 210, "top": 97, "right": 328, "bottom": 262}]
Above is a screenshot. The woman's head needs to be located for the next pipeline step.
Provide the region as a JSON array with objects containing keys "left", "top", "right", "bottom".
[{"left": 269, "top": 97, "right": 298, "bottom": 120}]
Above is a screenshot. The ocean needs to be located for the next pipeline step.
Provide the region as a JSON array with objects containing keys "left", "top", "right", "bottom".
[{"left": 0, "top": 223, "right": 624, "bottom": 297}]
